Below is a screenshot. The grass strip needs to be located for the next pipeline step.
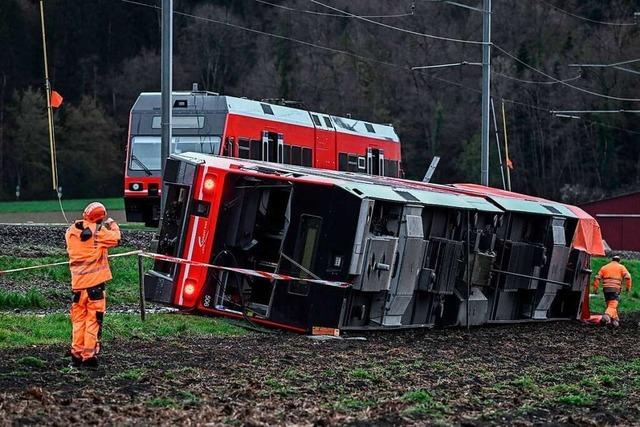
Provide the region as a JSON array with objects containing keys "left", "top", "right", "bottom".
[
  {"left": 0, "top": 312, "right": 245, "bottom": 348},
  {"left": 0, "top": 198, "right": 124, "bottom": 214}
]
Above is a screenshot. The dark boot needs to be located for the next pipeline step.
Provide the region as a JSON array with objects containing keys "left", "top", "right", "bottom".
[
  {"left": 70, "top": 355, "right": 82, "bottom": 367},
  {"left": 82, "top": 357, "right": 99, "bottom": 368}
]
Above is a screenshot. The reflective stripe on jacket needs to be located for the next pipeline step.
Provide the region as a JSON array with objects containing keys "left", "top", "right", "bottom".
[
  {"left": 65, "top": 221, "right": 121, "bottom": 290},
  {"left": 593, "top": 261, "right": 632, "bottom": 292}
]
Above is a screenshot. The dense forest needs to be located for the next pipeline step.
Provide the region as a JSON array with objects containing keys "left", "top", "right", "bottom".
[{"left": 0, "top": 0, "right": 638, "bottom": 202}]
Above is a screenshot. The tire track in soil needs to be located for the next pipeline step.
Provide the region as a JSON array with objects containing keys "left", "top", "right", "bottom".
[{"left": 1, "top": 315, "right": 639, "bottom": 425}]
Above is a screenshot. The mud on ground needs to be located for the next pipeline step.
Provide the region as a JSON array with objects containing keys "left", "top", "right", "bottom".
[{"left": 1, "top": 314, "right": 639, "bottom": 426}]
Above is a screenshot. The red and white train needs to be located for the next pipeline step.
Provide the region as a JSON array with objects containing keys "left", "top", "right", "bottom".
[
  {"left": 143, "top": 152, "right": 604, "bottom": 333},
  {"left": 124, "top": 88, "right": 402, "bottom": 226}
]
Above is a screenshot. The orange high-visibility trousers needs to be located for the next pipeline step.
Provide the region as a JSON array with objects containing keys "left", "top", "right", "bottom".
[
  {"left": 71, "top": 284, "right": 106, "bottom": 361},
  {"left": 605, "top": 299, "right": 619, "bottom": 321}
]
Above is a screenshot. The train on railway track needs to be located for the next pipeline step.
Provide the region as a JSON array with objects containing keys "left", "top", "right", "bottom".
[
  {"left": 143, "top": 152, "right": 604, "bottom": 333},
  {"left": 124, "top": 87, "right": 402, "bottom": 226}
]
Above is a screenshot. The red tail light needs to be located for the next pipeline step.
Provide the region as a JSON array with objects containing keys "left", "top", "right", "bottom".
[
  {"left": 184, "top": 282, "right": 196, "bottom": 296},
  {"left": 203, "top": 174, "right": 216, "bottom": 192}
]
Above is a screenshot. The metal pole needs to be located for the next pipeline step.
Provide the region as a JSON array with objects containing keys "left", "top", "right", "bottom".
[
  {"left": 466, "top": 211, "right": 471, "bottom": 330},
  {"left": 39, "top": 1, "right": 58, "bottom": 191},
  {"left": 490, "top": 98, "right": 506, "bottom": 190},
  {"left": 138, "top": 255, "right": 146, "bottom": 322},
  {"left": 480, "top": 0, "right": 491, "bottom": 186},
  {"left": 501, "top": 100, "right": 512, "bottom": 191},
  {"left": 160, "top": 0, "right": 173, "bottom": 200}
]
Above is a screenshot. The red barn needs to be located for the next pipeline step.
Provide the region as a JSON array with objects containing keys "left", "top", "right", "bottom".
[{"left": 580, "top": 192, "right": 640, "bottom": 251}]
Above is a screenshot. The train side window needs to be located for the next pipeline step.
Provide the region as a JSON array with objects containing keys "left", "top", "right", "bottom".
[
  {"left": 302, "top": 148, "right": 312, "bottom": 167},
  {"left": 250, "top": 139, "right": 262, "bottom": 160},
  {"left": 385, "top": 160, "right": 398, "bottom": 177},
  {"left": 311, "top": 115, "right": 322, "bottom": 126},
  {"left": 293, "top": 214, "right": 323, "bottom": 280},
  {"left": 348, "top": 154, "right": 358, "bottom": 172},
  {"left": 238, "top": 138, "right": 250, "bottom": 159},
  {"left": 365, "top": 123, "right": 375, "bottom": 133},
  {"left": 288, "top": 281, "right": 310, "bottom": 297},
  {"left": 323, "top": 117, "right": 333, "bottom": 128},
  {"left": 291, "top": 146, "right": 302, "bottom": 165},
  {"left": 358, "top": 157, "right": 366, "bottom": 170},
  {"left": 338, "top": 153, "right": 348, "bottom": 171},
  {"left": 284, "top": 145, "right": 292, "bottom": 164}
]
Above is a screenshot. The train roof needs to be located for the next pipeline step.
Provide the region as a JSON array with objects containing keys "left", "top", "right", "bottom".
[
  {"left": 132, "top": 92, "right": 399, "bottom": 142},
  {"left": 174, "top": 153, "right": 588, "bottom": 218}
]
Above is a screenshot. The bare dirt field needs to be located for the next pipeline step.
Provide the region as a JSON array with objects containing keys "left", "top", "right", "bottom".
[{"left": 1, "top": 314, "right": 639, "bottom": 426}]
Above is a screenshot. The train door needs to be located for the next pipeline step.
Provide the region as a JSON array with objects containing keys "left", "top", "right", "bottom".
[
  {"left": 262, "top": 131, "right": 284, "bottom": 163},
  {"left": 367, "top": 148, "right": 385, "bottom": 176},
  {"left": 223, "top": 137, "right": 234, "bottom": 157}
]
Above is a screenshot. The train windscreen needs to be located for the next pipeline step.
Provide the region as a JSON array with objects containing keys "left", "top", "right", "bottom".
[{"left": 129, "top": 136, "right": 221, "bottom": 171}]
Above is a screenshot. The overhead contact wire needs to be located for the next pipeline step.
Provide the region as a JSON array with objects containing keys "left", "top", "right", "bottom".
[
  {"left": 539, "top": 0, "right": 638, "bottom": 27},
  {"left": 255, "top": 0, "right": 415, "bottom": 18},
  {"left": 493, "top": 44, "right": 640, "bottom": 102},
  {"left": 308, "top": 0, "right": 487, "bottom": 45}
]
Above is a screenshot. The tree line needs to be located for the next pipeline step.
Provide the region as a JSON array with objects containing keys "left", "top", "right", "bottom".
[{"left": 0, "top": 0, "right": 638, "bottom": 202}]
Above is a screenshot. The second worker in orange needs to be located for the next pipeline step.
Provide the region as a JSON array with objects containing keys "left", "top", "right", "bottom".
[{"left": 592, "top": 255, "right": 632, "bottom": 328}]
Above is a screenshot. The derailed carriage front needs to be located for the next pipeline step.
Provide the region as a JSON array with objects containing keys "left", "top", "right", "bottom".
[{"left": 144, "top": 153, "right": 599, "bottom": 332}]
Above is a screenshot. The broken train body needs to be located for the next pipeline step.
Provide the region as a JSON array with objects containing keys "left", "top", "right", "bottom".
[{"left": 144, "top": 153, "right": 603, "bottom": 333}]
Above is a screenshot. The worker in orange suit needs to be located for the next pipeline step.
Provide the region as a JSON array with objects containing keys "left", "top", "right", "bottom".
[
  {"left": 65, "top": 202, "right": 121, "bottom": 367},
  {"left": 592, "top": 255, "right": 632, "bottom": 328}
]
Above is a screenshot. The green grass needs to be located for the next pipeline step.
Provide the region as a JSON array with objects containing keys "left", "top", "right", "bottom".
[
  {"left": 17, "top": 356, "right": 46, "bottom": 368},
  {"left": 554, "top": 393, "right": 594, "bottom": 406},
  {"left": 0, "top": 289, "right": 47, "bottom": 309},
  {"left": 512, "top": 375, "right": 537, "bottom": 391},
  {"left": 0, "top": 247, "right": 151, "bottom": 308},
  {"left": 148, "top": 397, "right": 178, "bottom": 408},
  {"left": 403, "top": 389, "right": 434, "bottom": 404},
  {"left": 0, "top": 198, "right": 124, "bottom": 214},
  {"left": 264, "top": 378, "right": 294, "bottom": 396},
  {"left": 335, "top": 397, "right": 375, "bottom": 410},
  {"left": 0, "top": 312, "right": 245, "bottom": 348},
  {"left": 114, "top": 368, "right": 146, "bottom": 381},
  {"left": 349, "top": 367, "right": 377, "bottom": 381}
]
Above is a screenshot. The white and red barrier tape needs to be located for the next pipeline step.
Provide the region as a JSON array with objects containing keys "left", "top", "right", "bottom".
[
  {"left": 139, "top": 252, "right": 350, "bottom": 288},
  {"left": 0, "top": 250, "right": 350, "bottom": 288}
]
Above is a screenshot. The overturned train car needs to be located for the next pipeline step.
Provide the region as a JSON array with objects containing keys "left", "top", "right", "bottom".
[{"left": 144, "top": 153, "right": 604, "bottom": 333}]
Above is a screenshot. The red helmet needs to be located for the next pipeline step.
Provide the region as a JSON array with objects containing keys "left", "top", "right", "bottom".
[{"left": 83, "top": 202, "right": 107, "bottom": 223}]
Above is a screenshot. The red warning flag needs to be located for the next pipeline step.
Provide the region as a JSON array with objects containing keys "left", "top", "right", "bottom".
[
  {"left": 50, "top": 90, "right": 63, "bottom": 108},
  {"left": 507, "top": 158, "right": 514, "bottom": 170}
]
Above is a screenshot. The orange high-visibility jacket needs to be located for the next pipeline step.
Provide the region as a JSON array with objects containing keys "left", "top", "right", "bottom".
[
  {"left": 593, "top": 261, "right": 632, "bottom": 293},
  {"left": 65, "top": 221, "right": 121, "bottom": 290}
]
